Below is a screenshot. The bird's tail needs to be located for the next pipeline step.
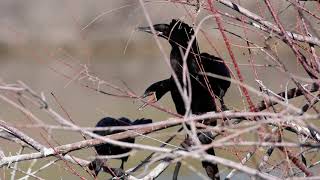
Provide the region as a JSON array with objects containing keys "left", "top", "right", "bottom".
[
  {"left": 88, "top": 158, "right": 105, "bottom": 177},
  {"left": 132, "top": 118, "right": 152, "bottom": 125}
]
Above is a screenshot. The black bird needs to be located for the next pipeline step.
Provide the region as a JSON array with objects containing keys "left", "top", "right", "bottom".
[
  {"left": 138, "top": 19, "right": 231, "bottom": 114},
  {"left": 138, "top": 19, "right": 231, "bottom": 179},
  {"left": 89, "top": 117, "right": 152, "bottom": 176}
]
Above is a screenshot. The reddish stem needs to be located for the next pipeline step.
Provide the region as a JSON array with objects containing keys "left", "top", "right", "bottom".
[
  {"left": 207, "top": 0, "right": 256, "bottom": 112},
  {"left": 278, "top": 147, "right": 313, "bottom": 177}
]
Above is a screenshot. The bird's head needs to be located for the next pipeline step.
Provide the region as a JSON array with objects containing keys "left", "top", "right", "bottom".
[{"left": 138, "top": 19, "right": 195, "bottom": 47}]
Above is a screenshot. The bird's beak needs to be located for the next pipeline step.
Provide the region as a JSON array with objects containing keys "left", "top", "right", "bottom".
[
  {"left": 137, "top": 26, "right": 153, "bottom": 34},
  {"left": 137, "top": 24, "right": 169, "bottom": 38},
  {"left": 138, "top": 92, "right": 157, "bottom": 110}
]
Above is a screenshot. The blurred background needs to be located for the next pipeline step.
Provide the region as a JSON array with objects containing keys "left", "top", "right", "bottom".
[{"left": 0, "top": 0, "right": 319, "bottom": 179}]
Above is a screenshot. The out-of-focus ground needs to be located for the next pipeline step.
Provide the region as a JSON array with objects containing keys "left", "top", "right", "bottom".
[{"left": 0, "top": 0, "right": 319, "bottom": 179}]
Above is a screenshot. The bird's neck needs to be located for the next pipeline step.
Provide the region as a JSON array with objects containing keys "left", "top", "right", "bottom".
[
  {"left": 170, "top": 40, "right": 200, "bottom": 75},
  {"left": 170, "top": 39, "right": 200, "bottom": 58}
]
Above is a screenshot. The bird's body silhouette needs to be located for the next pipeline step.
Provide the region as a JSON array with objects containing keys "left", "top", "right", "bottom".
[
  {"left": 139, "top": 19, "right": 231, "bottom": 179},
  {"left": 89, "top": 117, "right": 152, "bottom": 176},
  {"left": 139, "top": 19, "right": 230, "bottom": 115}
]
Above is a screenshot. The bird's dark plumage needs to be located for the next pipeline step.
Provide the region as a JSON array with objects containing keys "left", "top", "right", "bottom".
[
  {"left": 89, "top": 117, "right": 152, "bottom": 176},
  {"left": 139, "top": 19, "right": 231, "bottom": 114},
  {"left": 139, "top": 19, "right": 231, "bottom": 179}
]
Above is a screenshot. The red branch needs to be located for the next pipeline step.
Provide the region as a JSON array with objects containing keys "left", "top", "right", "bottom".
[
  {"left": 207, "top": 0, "right": 256, "bottom": 112},
  {"left": 278, "top": 147, "right": 313, "bottom": 177}
]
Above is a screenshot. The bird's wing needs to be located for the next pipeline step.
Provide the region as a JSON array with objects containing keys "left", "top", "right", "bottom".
[
  {"left": 196, "top": 53, "right": 232, "bottom": 100},
  {"left": 133, "top": 118, "right": 153, "bottom": 125}
]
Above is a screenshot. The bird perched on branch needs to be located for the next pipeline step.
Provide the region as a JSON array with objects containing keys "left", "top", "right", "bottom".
[
  {"left": 138, "top": 19, "right": 231, "bottom": 115},
  {"left": 88, "top": 117, "right": 152, "bottom": 177},
  {"left": 138, "top": 19, "right": 231, "bottom": 179}
]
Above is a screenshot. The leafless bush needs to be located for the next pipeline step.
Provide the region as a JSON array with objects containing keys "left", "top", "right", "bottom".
[{"left": 0, "top": 0, "right": 320, "bottom": 179}]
